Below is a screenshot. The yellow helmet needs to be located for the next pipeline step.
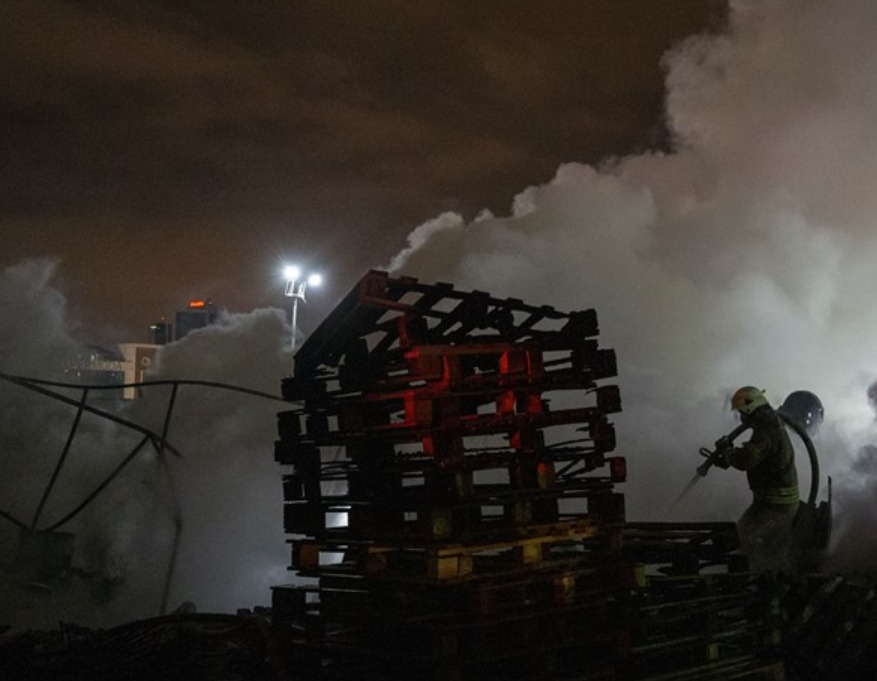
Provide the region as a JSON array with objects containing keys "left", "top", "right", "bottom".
[{"left": 731, "top": 386, "right": 770, "bottom": 414}]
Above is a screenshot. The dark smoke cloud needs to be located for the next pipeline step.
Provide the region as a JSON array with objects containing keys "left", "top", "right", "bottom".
[
  {"left": 389, "top": 0, "right": 877, "bottom": 560},
  {"left": 828, "top": 444, "right": 877, "bottom": 572}
]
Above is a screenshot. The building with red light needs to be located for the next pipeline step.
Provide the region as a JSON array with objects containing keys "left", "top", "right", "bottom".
[{"left": 173, "top": 299, "right": 217, "bottom": 341}]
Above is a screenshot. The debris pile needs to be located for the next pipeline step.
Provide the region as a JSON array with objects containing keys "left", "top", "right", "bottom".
[{"left": 0, "top": 613, "right": 272, "bottom": 681}]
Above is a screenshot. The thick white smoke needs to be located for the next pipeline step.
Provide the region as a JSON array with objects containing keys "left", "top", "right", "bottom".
[
  {"left": 125, "top": 308, "right": 292, "bottom": 613},
  {"left": 389, "top": 0, "right": 877, "bottom": 563},
  {"left": 0, "top": 260, "right": 100, "bottom": 557},
  {"left": 0, "top": 260, "right": 292, "bottom": 629}
]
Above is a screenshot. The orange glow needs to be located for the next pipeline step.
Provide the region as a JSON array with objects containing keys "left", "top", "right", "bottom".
[
  {"left": 188, "top": 300, "right": 206, "bottom": 308},
  {"left": 609, "top": 457, "right": 627, "bottom": 483}
]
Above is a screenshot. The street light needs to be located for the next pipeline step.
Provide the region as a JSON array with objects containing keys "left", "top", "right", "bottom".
[{"left": 283, "top": 265, "right": 322, "bottom": 355}]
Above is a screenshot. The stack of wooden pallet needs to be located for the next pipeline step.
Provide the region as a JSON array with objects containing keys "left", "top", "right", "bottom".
[
  {"left": 619, "top": 523, "right": 786, "bottom": 680},
  {"left": 272, "top": 270, "right": 626, "bottom": 680}
]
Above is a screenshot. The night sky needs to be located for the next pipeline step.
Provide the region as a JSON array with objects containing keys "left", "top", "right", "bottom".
[{"left": 1, "top": 0, "right": 723, "bottom": 342}]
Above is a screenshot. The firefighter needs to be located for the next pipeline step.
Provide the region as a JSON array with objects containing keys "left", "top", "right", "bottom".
[{"left": 713, "top": 386, "right": 800, "bottom": 572}]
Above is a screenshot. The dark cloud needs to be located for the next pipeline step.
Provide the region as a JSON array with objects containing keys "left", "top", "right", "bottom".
[{"left": 1, "top": 0, "right": 723, "bottom": 341}]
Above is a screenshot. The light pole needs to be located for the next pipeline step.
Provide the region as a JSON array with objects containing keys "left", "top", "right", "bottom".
[{"left": 283, "top": 265, "right": 322, "bottom": 355}]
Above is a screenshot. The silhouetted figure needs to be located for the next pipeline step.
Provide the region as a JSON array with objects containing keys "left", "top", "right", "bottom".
[{"left": 714, "top": 386, "right": 799, "bottom": 571}]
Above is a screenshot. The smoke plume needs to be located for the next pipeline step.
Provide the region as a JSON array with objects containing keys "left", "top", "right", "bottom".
[
  {"left": 389, "top": 0, "right": 877, "bottom": 559},
  {"left": 0, "top": 259, "right": 292, "bottom": 629}
]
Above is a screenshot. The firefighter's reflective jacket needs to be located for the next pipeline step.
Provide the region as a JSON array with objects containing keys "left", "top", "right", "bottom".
[{"left": 728, "top": 408, "right": 799, "bottom": 506}]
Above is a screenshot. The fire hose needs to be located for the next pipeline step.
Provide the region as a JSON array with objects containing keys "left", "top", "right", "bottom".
[{"left": 670, "top": 413, "right": 821, "bottom": 514}]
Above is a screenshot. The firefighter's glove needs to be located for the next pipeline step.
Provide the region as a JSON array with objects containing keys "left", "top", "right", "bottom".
[
  {"left": 711, "top": 436, "right": 733, "bottom": 469},
  {"left": 714, "top": 436, "right": 732, "bottom": 453},
  {"left": 711, "top": 450, "right": 731, "bottom": 469}
]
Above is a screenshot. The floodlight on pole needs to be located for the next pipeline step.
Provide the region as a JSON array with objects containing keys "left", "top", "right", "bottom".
[{"left": 283, "top": 265, "right": 322, "bottom": 356}]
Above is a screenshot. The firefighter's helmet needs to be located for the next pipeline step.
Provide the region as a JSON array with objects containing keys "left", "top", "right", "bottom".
[{"left": 731, "top": 386, "right": 770, "bottom": 414}]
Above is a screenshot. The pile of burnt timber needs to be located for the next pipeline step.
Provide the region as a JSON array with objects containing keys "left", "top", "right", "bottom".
[
  {"left": 619, "top": 523, "right": 785, "bottom": 680},
  {"left": 271, "top": 271, "right": 783, "bottom": 680},
  {"left": 0, "top": 613, "right": 273, "bottom": 681},
  {"left": 782, "top": 574, "right": 877, "bottom": 680}
]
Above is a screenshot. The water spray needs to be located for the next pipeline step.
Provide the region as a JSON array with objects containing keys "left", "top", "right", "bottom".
[{"left": 668, "top": 422, "right": 750, "bottom": 515}]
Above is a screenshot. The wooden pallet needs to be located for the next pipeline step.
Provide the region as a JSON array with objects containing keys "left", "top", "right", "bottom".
[{"left": 290, "top": 520, "right": 623, "bottom": 580}]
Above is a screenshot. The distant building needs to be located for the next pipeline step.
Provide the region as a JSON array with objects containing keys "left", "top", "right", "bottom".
[
  {"left": 69, "top": 346, "right": 126, "bottom": 400},
  {"left": 117, "top": 343, "right": 159, "bottom": 399},
  {"left": 72, "top": 344, "right": 160, "bottom": 400},
  {"left": 149, "top": 319, "right": 173, "bottom": 345},
  {"left": 173, "top": 299, "right": 217, "bottom": 341},
  {"left": 66, "top": 299, "right": 218, "bottom": 400}
]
